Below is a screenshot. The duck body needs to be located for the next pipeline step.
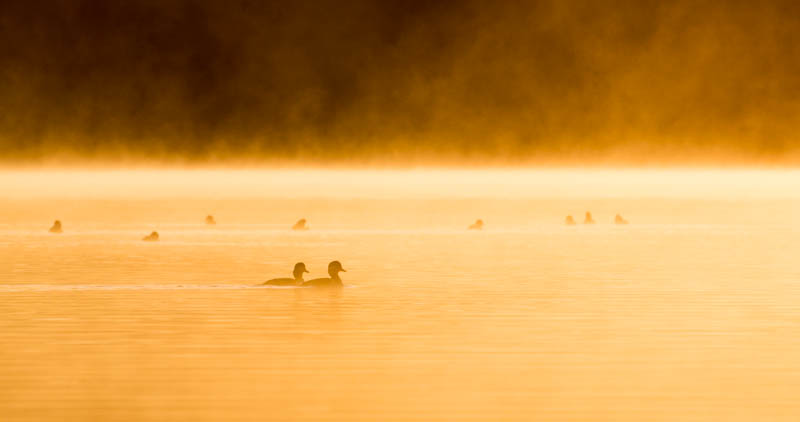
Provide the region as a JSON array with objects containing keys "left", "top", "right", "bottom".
[
  {"left": 614, "top": 214, "right": 629, "bottom": 225},
  {"left": 583, "top": 212, "right": 596, "bottom": 225},
  {"left": 143, "top": 231, "right": 159, "bottom": 241},
  {"left": 468, "top": 219, "right": 484, "bottom": 230},
  {"left": 49, "top": 220, "right": 63, "bottom": 233},
  {"left": 301, "top": 277, "right": 342, "bottom": 288},
  {"left": 301, "top": 261, "right": 346, "bottom": 288},
  {"left": 264, "top": 262, "right": 308, "bottom": 286},
  {"left": 264, "top": 277, "right": 301, "bottom": 286},
  {"left": 292, "top": 219, "right": 309, "bottom": 231}
]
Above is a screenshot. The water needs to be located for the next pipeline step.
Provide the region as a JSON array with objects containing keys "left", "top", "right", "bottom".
[{"left": 2, "top": 171, "right": 800, "bottom": 421}]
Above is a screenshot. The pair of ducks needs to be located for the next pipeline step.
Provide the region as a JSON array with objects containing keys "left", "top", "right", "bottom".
[
  {"left": 566, "top": 212, "right": 596, "bottom": 225},
  {"left": 264, "top": 261, "right": 346, "bottom": 287},
  {"left": 565, "top": 212, "right": 629, "bottom": 225}
]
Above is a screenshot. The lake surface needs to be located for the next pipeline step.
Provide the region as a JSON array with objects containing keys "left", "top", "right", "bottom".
[{"left": 2, "top": 170, "right": 800, "bottom": 421}]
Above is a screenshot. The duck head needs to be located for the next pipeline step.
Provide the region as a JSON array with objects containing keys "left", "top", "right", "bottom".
[
  {"left": 328, "top": 261, "right": 346, "bottom": 278},
  {"left": 293, "top": 262, "right": 310, "bottom": 280}
]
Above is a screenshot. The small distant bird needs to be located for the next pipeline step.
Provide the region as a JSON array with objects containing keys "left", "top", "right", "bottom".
[
  {"left": 614, "top": 214, "right": 629, "bottom": 225},
  {"left": 292, "top": 218, "right": 309, "bottom": 231},
  {"left": 263, "top": 262, "right": 309, "bottom": 286},
  {"left": 142, "top": 231, "right": 159, "bottom": 241},
  {"left": 49, "top": 220, "right": 63, "bottom": 234},
  {"left": 205, "top": 215, "right": 216, "bottom": 225},
  {"left": 583, "top": 212, "right": 596, "bottom": 225},
  {"left": 565, "top": 215, "right": 576, "bottom": 226},
  {"left": 468, "top": 219, "right": 484, "bottom": 230}
]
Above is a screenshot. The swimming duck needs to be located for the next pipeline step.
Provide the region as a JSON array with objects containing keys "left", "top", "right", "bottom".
[
  {"left": 614, "top": 214, "right": 629, "bottom": 225},
  {"left": 49, "top": 220, "right": 63, "bottom": 234},
  {"left": 583, "top": 212, "right": 595, "bottom": 225},
  {"left": 302, "top": 261, "right": 346, "bottom": 287},
  {"left": 263, "top": 262, "right": 309, "bottom": 286},
  {"left": 205, "top": 215, "right": 216, "bottom": 225},
  {"left": 468, "top": 219, "right": 484, "bottom": 230},
  {"left": 142, "top": 231, "right": 159, "bottom": 241},
  {"left": 565, "top": 215, "right": 576, "bottom": 225},
  {"left": 292, "top": 218, "right": 309, "bottom": 231}
]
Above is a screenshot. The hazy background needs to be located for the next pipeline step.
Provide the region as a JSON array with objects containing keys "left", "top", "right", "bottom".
[{"left": 2, "top": 0, "right": 800, "bottom": 165}]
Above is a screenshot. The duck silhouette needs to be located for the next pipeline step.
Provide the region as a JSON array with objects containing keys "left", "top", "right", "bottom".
[
  {"left": 614, "top": 214, "right": 629, "bottom": 225},
  {"left": 205, "top": 215, "right": 216, "bottom": 225},
  {"left": 302, "top": 261, "right": 346, "bottom": 287},
  {"left": 49, "top": 220, "right": 63, "bottom": 234},
  {"left": 142, "top": 231, "right": 159, "bottom": 241},
  {"left": 263, "top": 262, "right": 309, "bottom": 286},
  {"left": 583, "top": 212, "right": 596, "bottom": 225},
  {"left": 565, "top": 215, "right": 576, "bottom": 226},
  {"left": 292, "top": 218, "right": 309, "bottom": 231},
  {"left": 468, "top": 219, "right": 484, "bottom": 230}
]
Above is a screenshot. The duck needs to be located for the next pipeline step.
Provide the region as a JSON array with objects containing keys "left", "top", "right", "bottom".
[
  {"left": 565, "top": 215, "right": 576, "bottom": 226},
  {"left": 205, "top": 215, "right": 216, "bottom": 225},
  {"left": 49, "top": 220, "right": 63, "bottom": 234},
  {"left": 292, "top": 218, "right": 309, "bottom": 231},
  {"left": 263, "top": 262, "right": 309, "bottom": 286},
  {"left": 583, "top": 212, "right": 595, "bottom": 225},
  {"left": 142, "top": 231, "right": 159, "bottom": 241},
  {"left": 468, "top": 219, "right": 484, "bottom": 230},
  {"left": 614, "top": 214, "right": 629, "bottom": 225},
  {"left": 302, "top": 261, "right": 346, "bottom": 287}
]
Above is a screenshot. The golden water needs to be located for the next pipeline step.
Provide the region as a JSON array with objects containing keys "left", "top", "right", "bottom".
[{"left": 1, "top": 170, "right": 800, "bottom": 421}]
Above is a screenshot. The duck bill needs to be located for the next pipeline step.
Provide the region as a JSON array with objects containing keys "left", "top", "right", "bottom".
[{"left": 340, "top": 268, "right": 347, "bottom": 272}]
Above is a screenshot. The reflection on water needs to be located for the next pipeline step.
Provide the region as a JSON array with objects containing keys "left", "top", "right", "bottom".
[{"left": 2, "top": 192, "right": 800, "bottom": 421}]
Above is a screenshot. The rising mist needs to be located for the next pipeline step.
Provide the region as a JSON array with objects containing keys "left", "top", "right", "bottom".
[{"left": 2, "top": 0, "right": 800, "bottom": 165}]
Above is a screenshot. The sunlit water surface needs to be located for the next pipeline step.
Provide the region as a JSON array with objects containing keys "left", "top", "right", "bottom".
[{"left": 2, "top": 170, "right": 800, "bottom": 421}]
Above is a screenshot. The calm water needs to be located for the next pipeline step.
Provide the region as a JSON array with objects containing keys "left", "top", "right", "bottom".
[{"left": 2, "top": 177, "right": 800, "bottom": 420}]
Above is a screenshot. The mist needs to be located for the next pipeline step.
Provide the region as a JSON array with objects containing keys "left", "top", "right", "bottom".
[{"left": 2, "top": 0, "right": 800, "bottom": 165}]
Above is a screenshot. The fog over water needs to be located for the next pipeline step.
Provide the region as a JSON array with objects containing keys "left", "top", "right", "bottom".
[{"left": 3, "top": 0, "right": 800, "bottom": 164}]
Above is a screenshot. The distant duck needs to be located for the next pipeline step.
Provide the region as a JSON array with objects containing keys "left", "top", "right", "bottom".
[
  {"left": 48, "top": 220, "right": 63, "bottom": 234},
  {"left": 142, "top": 231, "right": 159, "bottom": 241},
  {"left": 468, "top": 219, "right": 484, "bottom": 230},
  {"left": 205, "top": 215, "right": 216, "bottom": 225},
  {"left": 565, "top": 215, "right": 576, "bottom": 226},
  {"left": 302, "top": 261, "right": 346, "bottom": 287},
  {"left": 292, "top": 218, "right": 309, "bottom": 231},
  {"left": 263, "top": 262, "right": 309, "bottom": 286},
  {"left": 614, "top": 214, "right": 629, "bottom": 225},
  {"left": 583, "top": 212, "right": 596, "bottom": 225}
]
